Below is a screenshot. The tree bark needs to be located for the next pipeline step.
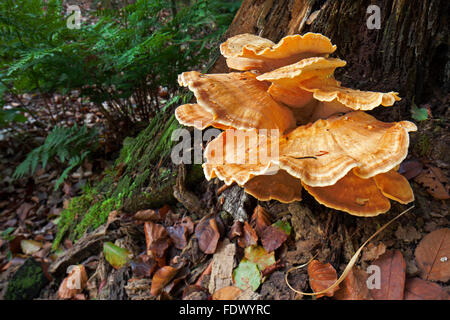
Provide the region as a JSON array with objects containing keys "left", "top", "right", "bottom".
[{"left": 212, "top": 0, "right": 449, "bottom": 118}]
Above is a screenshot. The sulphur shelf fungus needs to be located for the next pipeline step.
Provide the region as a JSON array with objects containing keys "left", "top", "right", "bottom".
[{"left": 174, "top": 33, "right": 417, "bottom": 217}]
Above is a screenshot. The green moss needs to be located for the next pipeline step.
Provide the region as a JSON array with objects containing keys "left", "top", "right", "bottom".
[{"left": 4, "top": 258, "right": 49, "bottom": 300}]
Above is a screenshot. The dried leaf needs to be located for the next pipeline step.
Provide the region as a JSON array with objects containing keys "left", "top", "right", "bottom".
[
  {"left": 134, "top": 209, "right": 161, "bottom": 222},
  {"left": 103, "top": 242, "right": 132, "bottom": 269},
  {"left": 404, "top": 277, "right": 449, "bottom": 300},
  {"left": 130, "top": 255, "right": 157, "bottom": 278},
  {"left": 144, "top": 222, "right": 168, "bottom": 256},
  {"left": 414, "top": 166, "right": 450, "bottom": 200},
  {"left": 233, "top": 260, "right": 261, "bottom": 292},
  {"left": 228, "top": 220, "right": 243, "bottom": 239},
  {"left": 398, "top": 160, "right": 423, "bottom": 180},
  {"left": 261, "top": 225, "right": 288, "bottom": 252},
  {"left": 195, "top": 218, "right": 221, "bottom": 254},
  {"left": 362, "top": 242, "right": 386, "bottom": 262},
  {"left": 237, "top": 221, "right": 258, "bottom": 248},
  {"left": 307, "top": 260, "right": 340, "bottom": 298},
  {"left": 415, "top": 228, "right": 450, "bottom": 282},
  {"left": 20, "top": 239, "right": 43, "bottom": 255},
  {"left": 369, "top": 250, "right": 406, "bottom": 300},
  {"left": 334, "top": 267, "right": 372, "bottom": 300},
  {"left": 150, "top": 266, "right": 179, "bottom": 296},
  {"left": 58, "top": 265, "right": 88, "bottom": 300},
  {"left": 251, "top": 205, "right": 271, "bottom": 237},
  {"left": 212, "top": 286, "right": 243, "bottom": 300},
  {"left": 167, "top": 225, "right": 188, "bottom": 249},
  {"left": 179, "top": 216, "right": 194, "bottom": 235},
  {"left": 244, "top": 245, "right": 276, "bottom": 271},
  {"left": 272, "top": 220, "right": 291, "bottom": 235}
]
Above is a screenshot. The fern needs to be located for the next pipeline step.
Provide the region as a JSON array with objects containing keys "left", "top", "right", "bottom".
[{"left": 13, "top": 124, "right": 99, "bottom": 189}]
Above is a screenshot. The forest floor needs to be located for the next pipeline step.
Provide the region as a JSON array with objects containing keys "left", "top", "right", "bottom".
[{"left": 0, "top": 85, "right": 448, "bottom": 300}]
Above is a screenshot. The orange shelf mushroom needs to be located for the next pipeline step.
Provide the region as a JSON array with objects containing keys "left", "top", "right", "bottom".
[
  {"left": 176, "top": 71, "right": 295, "bottom": 133},
  {"left": 174, "top": 33, "right": 416, "bottom": 216},
  {"left": 220, "top": 33, "right": 336, "bottom": 72}
]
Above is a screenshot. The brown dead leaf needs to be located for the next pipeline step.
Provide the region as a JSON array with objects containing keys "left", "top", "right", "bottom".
[
  {"left": 261, "top": 225, "right": 288, "bottom": 252},
  {"left": 195, "top": 218, "right": 221, "bottom": 254},
  {"left": 179, "top": 216, "right": 194, "bottom": 235},
  {"left": 362, "top": 242, "right": 386, "bottom": 262},
  {"left": 58, "top": 265, "right": 88, "bottom": 300},
  {"left": 308, "top": 260, "right": 339, "bottom": 298},
  {"left": 251, "top": 205, "right": 271, "bottom": 237},
  {"left": 415, "top": 228, "right": 450, "bottom": 282},
  {"left": 399, "top": 160, "right": 423, "bottom": 180},
  {"left": 237, "top": 222, "right": 258, "bottom": 248},
  {"left": 167, "top": 225, "right": 189, "bottom": 249},
  {"left": 404, "top": 277, "right": 449, "bottom": 300},
  {"left": 134, "top": 209, "right": 161, "bottom": 222},
  {"left": 17, "top": 202, "right": 34, "bottom": 221},
  {"left": 334, "top": 267, "right": 372, "bottom": 300},
  {"left": 228, "top": 220, "right": 243, "bottom": 239},
  {"left": 369, "top": 250, "right": 406, "bottom": 300},
  {"left": 212, "top": 286, "right": 243, "bottom": 300},
  {"left": 130, "top": 255, "right": 157, "bottom": 278},
  {"left": 144, "top": 222, "right": 168, "bottom": 256},
  {"left": 150, "top": 266, "right": 179, "bottom": 296},
  {"left": 414, "top": 166, "right": 450, "bottom": 200}
]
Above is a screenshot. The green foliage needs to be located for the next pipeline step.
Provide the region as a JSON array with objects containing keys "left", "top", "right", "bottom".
[
  {"left": 411, "top": 104, "right": 429, "bottom": 122},
  {"left": 0, "top": 0, "right": 240, "bottom": 127},
  {"left": 13, "top": 124, "right": 99, "bottom": 189}
]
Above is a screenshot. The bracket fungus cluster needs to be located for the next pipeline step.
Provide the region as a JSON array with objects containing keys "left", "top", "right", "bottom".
[{"left": 174, "top": 33, "right": 416, "bottom": 217}]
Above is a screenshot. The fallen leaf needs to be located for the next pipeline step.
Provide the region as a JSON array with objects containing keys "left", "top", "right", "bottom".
[
  {"left": 195, "top": 218, "right": 221, "bottom": 254},
  {"left": 414, "top": 166, "right": 450, "bottom": 200},
  {"left": 362, "top": 242, "right": 387, "bottom": 262},
  {"left": 58, "top": 265, "right": 88, "bottom": 299},
  {"left": 307, "top": 260, "right": 340, "bottom": 298},
  {"left": 244, "top": 245, "right": 276, "bottom": 271},
  {"left": 16, "top": 202, "right": 34, "bottom": 221},
  {"left": 261, "top": 225, "right": 288, "bottom": 252},
  {"left": 334, "top": 267, "right": 372, "bottom": 300},
  {"left": 272, "top": 220, "right": 291, "bottom": 235},
  {"left": 134, "top": 209, "right": 161, "bottom": 222},
  {"left": 212, "top": 286, "right": 243, "bottom": 300},
  {"left": 369, "top": 250, "right": 406, "bottom": 300},
  {"left": 144, "top": 222, "right": 168, "bottom": 256},
  {"left": 398, "top": 160, "right": 423, "bottom": 180},
  {"left": 415, "top": 228, "right": 450, "bottom": 282},
  {"left": 228, "top": 220, "right": 243, "bottom": 239},
  {"left": 150, "top": 266, "right": 178, "bottom": 296},
  {"left": 251, "top": 205, "right": 271, "bottom": 237},
  {"left": 237, "top": 221, "right": 258, "bottom": 248},
  {"left": 404, "top": 277, "right": 449, "bottom": 300},
  {"left": 150, "top": 238, "right": 171, "bottom": 260},
  {"left": 20, "top": 239, "right": 43, "bottom": 255},
  {"left": 167, "top": 225, "right": 188, "bottom": 249},
  {"left": 130, "top": 255, "right": 157, "bottom": 278},
  {"left": 179, "top": 216, "right": 194, "bottom": 235},
  {"left": 103, "top": 242, "right": 132, "bottom": 269},
  {"left": 233, "top": 260, "right": 261, "bottom": 292}
]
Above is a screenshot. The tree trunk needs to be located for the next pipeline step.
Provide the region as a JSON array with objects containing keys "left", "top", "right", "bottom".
[{"left": 212, "top": 0, "right": 449, "bottom": 118}]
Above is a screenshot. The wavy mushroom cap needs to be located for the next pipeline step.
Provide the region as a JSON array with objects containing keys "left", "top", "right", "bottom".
[
  {"left": 220, "top": 33, "right": 337, "bottom": 72},
  {"left": 279, "top": 111, "right": 417, "bottom": 186},
  {"left": 202, "top": 112, "right": 416, "bottom": 188},
  {"left": 243, "top": 168, "right": 303, "bottom": 203},
  {"left": 256, "top": 57, "right": 346, "bottom": 86},
  {"left": 302, "top": 169, "right": 414, "bottom": 217},
  {"left": 177, "top": 71, "right": 295, "bottom": 132},
  {"left": 299, "top": 76, "right": 401, "bottom": 111}
]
